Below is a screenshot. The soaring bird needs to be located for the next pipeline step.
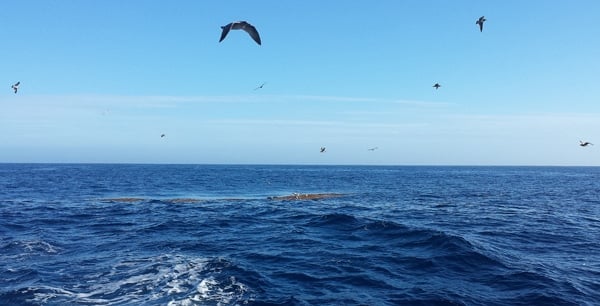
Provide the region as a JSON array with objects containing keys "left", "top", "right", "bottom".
[
  {"left": 254, "top": 82, "right": 266, "bottom": 90},
  {"left": 320, "top": 147, "right": 326, "bottom": 153},
  {"left": 433, "top": 83, "right": 441, "bottom": 90},
  {"left": 11, "top": 81, "right": 20, "bottom": 94},
  {"left": 161, "top": 134, "right": 166, "bottom": 138},
  {"left": 219, "top": 21, "right": 261, "bottom": 45},
  {"left": 476, "top": 16, "right": 486, "bottom": 32},
  {"left": 580, "top": 141, "right": 593, "bottom": 147},
  {"left": 368, "top": 147, "right": 378, "bottom": 151}
]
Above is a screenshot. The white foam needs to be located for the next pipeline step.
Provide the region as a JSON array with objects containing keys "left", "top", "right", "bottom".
[
  {"left": 22, "top": 240, "right": 60, "bottom": 254},
  {"left": 197, "top": 277, "right": 219, "bottom": 298},
  {"left": 30, "top": 286, "right": 113, "bottom": 305},
  {"left": 168, "top": 275, "right": 250, "bottom": 306},
  {"left": 27, "top": 254, "right": 251, "bottom": 305}
]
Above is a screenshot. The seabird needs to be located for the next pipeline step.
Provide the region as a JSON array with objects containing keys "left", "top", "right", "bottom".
[
  {"left": 254, "top": 82, "right": 266, "bottom": 90},
  {"left": 433, "top": 83, "right": 441, "bottom": 90},
  {"left": 219, "top": 21, "right": 261, "bottom": 45},
  {"left": 580, "top": 141, "right": 593, "bottom": 147},
  {"left": 11, "top": 81, "right": 20, "bottom": 94},
  {"left": 320, "top": 147, "right": 326, "bottom": 153},
  {"left": 476, "top": 16, "right": 486, "bottom": 32}
]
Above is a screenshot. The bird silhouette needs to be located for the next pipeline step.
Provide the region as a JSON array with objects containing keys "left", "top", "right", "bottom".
[
  {"left": 580, "top": 141, "right": 593, "bottom": 147},
  {"left": 320, "top": 147, "right": 326, "bottom": 153},
  {"left": 161, "top": 134, "right": 166, "bottom": 138},
  {"left": 476, "top": 16, "right": 486, "bottom": 32},
  {"left": 254, "top": 82, "right": 266, "bottom": 90},
  {"left": 368, "top": 147, "right": 378, "bottom": 151},
  {"left": 433, "top": 83, "right": 441, "bottom": 90},
  {"left": 219, "top": 21, "right": 261, "bottom": 45},
  {"left": 11, "top": 81, "right": 20, "bottom": 94}
]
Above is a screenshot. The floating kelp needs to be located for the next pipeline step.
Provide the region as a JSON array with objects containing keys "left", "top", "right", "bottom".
[
  {"left": 162, "top": 198, "right": 204, "bottom": 204},
  {"left": 267, "top": 193, "right": 345, "bottom": 201},
  {"left": 99, "top": 197, "right": 204, "bottom": 204},
  {"left": 100, "top": 197, "right": 145, "bottom": 203},
  {"left": 100, "top": 193, "right": 345, "bottom": 203}
]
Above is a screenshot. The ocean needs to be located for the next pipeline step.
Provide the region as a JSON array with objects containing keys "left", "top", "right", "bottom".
[{"left": 0, "top": 164, "right": 598, "bottom": 305}]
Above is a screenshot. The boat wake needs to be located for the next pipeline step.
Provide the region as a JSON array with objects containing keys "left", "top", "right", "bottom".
[{"left": 1, "top": 254, "right": 252, "bottom": 305}]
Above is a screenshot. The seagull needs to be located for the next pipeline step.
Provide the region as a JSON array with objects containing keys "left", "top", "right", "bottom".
[
  {"left": 580, "top": 141, "right": 593, "bottom": 147},
  {"left": 11, "top": 81, "right": 20, "bottom": 94},
  {"left": 219, "top": 21, "right": 261, "bottom": 45},
  {"left": 433, "top": 83, "right": 441, "bottom": 90},
  {"left": 368, "top": 147, "right": 378, "bottom": 151},
  {"left": 476, "top": 16, "right": 486, "bottom": 32},
  {"left": 254, "top": 82, "right": 266, "bottom": 90},
  {"left": 320, "top": 147, "right": 326, "bottom": 153}
]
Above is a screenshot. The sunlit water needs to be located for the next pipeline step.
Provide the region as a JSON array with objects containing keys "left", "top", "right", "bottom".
[{"left": 1, "top": 164, "right": 599, "bottom": 305}]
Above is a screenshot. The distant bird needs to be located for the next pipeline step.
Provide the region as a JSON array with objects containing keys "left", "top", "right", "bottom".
[
  {"left": 11, "top": 81, "right": 20, "bottom": 94},
  {"left": 219, "top": 21, "right": 261, "bottom": 45},
  {"left": 368, "top": 147, "right": 378, "bottom": 151},
  {"left": 580, "top": 141, "right": 593, "bottom": 147},
  {"left": 320, "top": 147, "right": 326, "bottom": 153},
  {"left": 476, "top": 16, "right": 486, "bottom": 32},
  {"left": 254, "top": 82, "right": 266, "bottom": 90},
  {"left": 161, "top": 134, "right": 166, "bottom": 138},
  {"left": 433, "top": 83, "right": 441, "bottom": 90}
]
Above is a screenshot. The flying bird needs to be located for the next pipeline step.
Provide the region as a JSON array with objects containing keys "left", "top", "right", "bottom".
[
  {"left": 580, "top": 141, "right": 593, "bottom": 147},
  {"left": 320, "top": 147, "right": 326, "bottom": 153},
  {"left": 161, "top": 134, "right": 166, "bottom": 138},
  {"left": 254, "top": 82, "right": 266, "bottom": 90},
  {"left": 433, "top": 83, "right": 441, "bottom": 90},
  {"left": 11, "top": 81, "right": 20, "bottom": 94},
  {"left": 476, "top": 16, "right": 486, "bottom": 32},
  {"left": 219, "top": 21, "right": 261, "bottom": 45},
  {"left": 368, "top": 147, "right": 379, "bottom": 151}
]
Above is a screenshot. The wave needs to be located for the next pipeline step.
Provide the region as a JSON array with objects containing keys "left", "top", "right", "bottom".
[
  {"left": 0, "top": 254, "right": 253, "bottom": 306},
  {"left": 305, "top": 212, "right": 361, "bottom": 229},
  {"left": 0, "top": 239, "right": 61, "bottom": 260},
  {"left": 294, "top": 213, "right": 589, "bottom": 304}
]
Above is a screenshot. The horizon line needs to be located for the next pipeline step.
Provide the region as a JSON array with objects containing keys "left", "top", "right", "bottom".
[{"left": 1, "top": 162, "right": 598, "bottom": 168}]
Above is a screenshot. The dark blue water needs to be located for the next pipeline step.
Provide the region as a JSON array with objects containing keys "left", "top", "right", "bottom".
[{"left": 1, "top": 164, "right": 599, "bottom": 305}]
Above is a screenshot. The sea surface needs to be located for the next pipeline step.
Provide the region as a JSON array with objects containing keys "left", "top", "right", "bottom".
[{"left": 1, "top": 164, "right": 599, "bottom": 305}]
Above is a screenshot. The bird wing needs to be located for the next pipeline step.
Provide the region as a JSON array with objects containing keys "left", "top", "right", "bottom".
[
  {"left": 15, "top": 82, "right": 20, "bottom": 86},
  {"left": 219, "top": 23, "right": 232, "bottom": 42},
  {"left": 243, "top": 24, "right": 261, "bottom": 45},
  {"left": 477, "top": 17, "right": 485, "bottom": 32}
]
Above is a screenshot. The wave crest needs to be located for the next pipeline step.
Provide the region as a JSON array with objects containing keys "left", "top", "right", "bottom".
[{"left": 5, "top": 254, "right": 253, "bottom": 305}]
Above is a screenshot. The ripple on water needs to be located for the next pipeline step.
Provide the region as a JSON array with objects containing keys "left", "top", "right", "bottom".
[{"left": 0, "top": 254, "right": 254, "bottom": 305}]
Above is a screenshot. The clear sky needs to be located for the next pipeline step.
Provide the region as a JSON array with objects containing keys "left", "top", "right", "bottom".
[{"left": 1, "top": 1, "right": 599, "bottom": 165}]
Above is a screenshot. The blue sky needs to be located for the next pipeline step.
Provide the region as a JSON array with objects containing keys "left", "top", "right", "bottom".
[{"left": 1, "top": 1, "right": 599, "bottom": 165}]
